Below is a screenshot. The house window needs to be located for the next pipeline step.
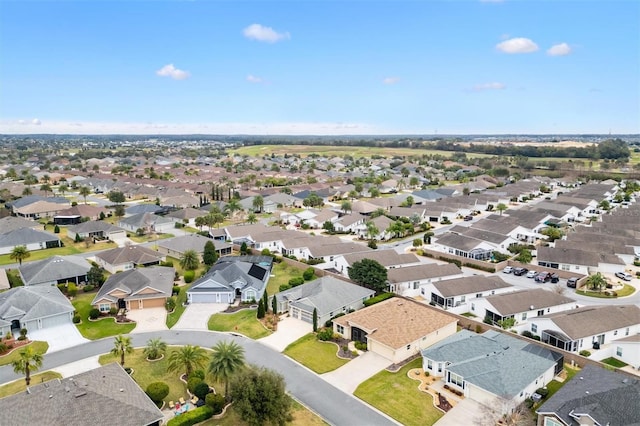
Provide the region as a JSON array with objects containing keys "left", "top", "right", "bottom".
[
  {"left": 427, "top": 360, "right": 433, "bottom": 370},
  {"left": 99, "top": 303, "right": 111, "bottom": 313},
  {"left": 460, "top": 295, "right": 465, "bottom": 303},
  {"left": 413, "top": 281, "right": 419, "bottom": 289},
  {"left": 471, "top": 303, "right": 475, "bottom": 311},
  {"left": 614, "top": 330, "right": 618, "bottom": 336},
  {"left": 406, "top": 344, "right": 411, "bottom": 350},
  {"left": 448, "top": 372, "right": 465, "bottom": 388},
  {"left": 561, "top": 264, "right": 570, "bottom": 271},
  {"left": 531, "top": 324, "right": 538, "bottom": 333},
  {"left": 476, "top": 293, "right": 482, "bottom": 298},
  {"left": 543, "top": 417, "right": 564, "bottom": 426},
  {"left": 616, "top": 347, "right": 623, "bottom": 357},
  {"left": 626, "top": 328, "right": 630, "bottom": 336},
  {"left": 336, "top": 324, "right": 344, "bottom": 334},
  {"left": 522, "top": 312, "right": 527, "bottom": 321}
]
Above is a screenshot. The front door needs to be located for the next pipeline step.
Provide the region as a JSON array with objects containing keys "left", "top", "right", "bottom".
[
  {"left": 216, "top": 293, "right": 221, "bottom": 303},
  {"left": 138, "top": 299, "right": 143, "bottom": 309}
]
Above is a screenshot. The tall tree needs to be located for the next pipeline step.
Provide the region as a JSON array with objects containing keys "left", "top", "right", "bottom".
[
  {"left": 341, "top": 200, "right": 352, "bottom": 214},
  {"left": 208, "top": 340, "right": 246, "bottom": 401},
  {"left": 10, "top": 245, "right": 30, "bottom": 265},
  {"left": 167, "top": 345, "right": 208, "bottom": 378},
  {"left": 79, "top": 186, "right": 91, "bottom": 204},
  {"left": 179, "top": 249, "right": 200, "bottom": 271},
  {"left": 111, "top": 335, "right": 133, "bottom": 366},
  {"left": 312, "top": 308, "right": 318, "bottom": 332},
  {"left": 39, "top": 183, "right": 52, "bottom": 197},
  {"left": 230, "top": 366, "right": 292, "bottom": 426},
  {"left": 348, "top": 258, "right": 388, "bottom": 293},
  {"left": 58, "top": 183, "right": 68, "bottom": 196},
  {"left": 496, "top": 203, "right": 508, "bottom": 216},
  {"left": 203, "top": 241, "right": 218, "bottom": 266},
  {"left": 252, "top": 195, "right": 264, "bottom": 213},
  {"left": 11, "top": 346, "right": 43, "bottom": 386}
]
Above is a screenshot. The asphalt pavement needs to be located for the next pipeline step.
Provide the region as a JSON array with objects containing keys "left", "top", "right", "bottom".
[{"left": 0, "top": 331, "right": 399, "bottom": 426}]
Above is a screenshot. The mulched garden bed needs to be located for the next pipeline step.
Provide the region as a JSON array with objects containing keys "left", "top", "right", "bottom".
[
  {"left": 223, "top": 305, "right": 257, "bottom": 313},
  {"left": 386, "top": 353, "right": 422, "bottom": 372},
  {"left": 437, "top": 393, "right": 453, "bottom": 412}
]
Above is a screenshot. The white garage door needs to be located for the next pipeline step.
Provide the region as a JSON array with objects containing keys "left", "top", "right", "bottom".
[
  {"left": 41, "top": 313, "right": 72, "bottom": 329},
  {"left": 190, "top": 293, "right": 220, "bottom": 303}
]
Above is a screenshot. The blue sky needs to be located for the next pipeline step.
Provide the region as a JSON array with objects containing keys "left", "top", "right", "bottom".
[{"left": 1, "top": 0, "right": 638, "bottom": 135}]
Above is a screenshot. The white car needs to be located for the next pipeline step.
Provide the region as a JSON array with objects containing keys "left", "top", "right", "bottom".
[
  {"left": 526, "top": 270, "right": 537, "bottom": 278},
  {"left": 615, "top": 272, "right": 633, "bottom": 281},
  {"left": 503, "top": 266, "right": 513, "bottom": 274}
]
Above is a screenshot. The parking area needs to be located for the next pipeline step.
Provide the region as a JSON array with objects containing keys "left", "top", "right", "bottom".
[
  {"left": 258, "top": 316, "right": 312, "bottom": 352},
  {"left": 127, "top": 307, "right": 168, "bottom": 333},
  {"left": 172, "top": 303, "right": 228, "bottom": 330},
  {"left": 322, "top": 351, "right": 391, "bottom": 394},
  {"left": 28, "top": 323, "right": 89, "bottom": 353},
  {"left": 434, "top": 398, "right": 486, "bottom": 426}
]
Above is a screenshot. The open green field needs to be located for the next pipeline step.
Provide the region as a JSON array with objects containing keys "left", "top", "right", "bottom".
[
  {"left": 230, "top": 145, "right": 494, "bottom": 159},
  {"left": 0, "top": 371, "right": 62, "bottom": 398},
  {"left": 354, "top": 358, "right": 442, "bottom": 426},
  {"left": 283, "top": 334, "right": 349, "bottom": 374},
  {"left": 208, "top": 309, "right": 271, "bottom": 339},
  {"left": 0, "top": 341, "right": 49, "bottom": 367},
  {"left": 72, "top": 292, "right": 136, "bottom": 339}
]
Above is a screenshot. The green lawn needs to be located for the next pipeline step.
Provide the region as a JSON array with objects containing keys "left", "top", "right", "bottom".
[
  {"left": 266, "top": 261, "right": 306, "bottom": 295},
  {"left": 576, "top": 284, "right": 635, "bottom": 298},
  {"left": 208, "top": 310, "right": 271, "bottom": 339},
  {"left": 167, "top": 288, "right": 188, "bottom": 329},
  {"left": 200, "top": 398, "right": 327, "bottom": 426},
  {"left": 0, "top": 371, "right": 62, "bottom": 398},
  {"left": 0, "top": 341, "right": 49, "bottom": 366},
  {"left": 544, "top": 365, "right": 579, "bottom": 402},
  {"left": 99, "top": 348, "right": 223, "bottom": 406},
  {"left": 354, "top": 358, "right": 443, "bottom": 426},
  {"left": 166, "top": 256, "right": 207, "bottom": 280},
  {"left": 72, "top": 292, "right": 136, "bottom": 339},
  {"left": 601, "top": 357, "right": 628, "bottom": 368},
  {"left": 283, "top": 333, "right": 349, "bottom": 374}
]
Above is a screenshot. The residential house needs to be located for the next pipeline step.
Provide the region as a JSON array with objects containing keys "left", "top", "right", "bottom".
[
  {"left": 333, "top": 213, "right": 366, "bottom": 233},
  {"left": 473, "top": 289, "right": 577, "bottom": 332},
  {"left": 331, "top": 249, "right": 421, "bottom": 276},
  {"left": 529, "top": 305, "right": 640, "bottom": 355},
  {"left": 124, "top": 204, "right": 164, "bottom": 216},
  {"left": 9, "top": 195, "right": 70, "bottom": 219},
  {"left": 0, "top": 286, "right": 74, "bottom": 336},
  {"left": 117, "top": 212, "right": 174, "bottom": 234},
  {"left": 187, "top": 256, "right": 272, "bottom": 304},
  {"left": 53, "top": 204, "right": 107, "bottom": 225},
  {"left": 432, "top": 232, "right": 497, "bottom": 261},
  {"left": 354, "top": 215, "right": 394, "bottom": 241},
  {"left": 19, "top": 255, "right": 91, "bottom": 286},
  {"left": 536, "top": 364, "right": 640, "bottom": 426},
  {"left": 165, "top": 207, "right": 206, "bottom": 227},
  {"left": 387, "top": 263, "right": 464, "bottom": 296},
  {"left": 422, "top": 330, "right": 563, "bottom": 414},
  {"left": 0, "top": 363, "right": 164, "bottom": 426},
  {"left": 156, "top": 234, "right": 232, "bottom": 260},
  {"left": 423, "top": 275, "right": 514, "bottom": 311},
  {"left": 92, "top": 266, "right": 174, "bottom": 312},
  {"left": 537, "top": 246, "right": 625, "bottom": 275},
  {"left": 94, "top": 245, "right": 165, "bottom": 274},
  {"left": 272, "top": 276, "right": 375, "bottom": 324},
  {"left": 0, "top": 216, "right": 42, "bottom": 233},
  {"left": 66, "top": 221, "right": 127, "bottom": 242},
  {"left": 0, "top": 227, "right": 62, "bottom": 255},
  {"left": 333, "top": 297, "right": 458, "bottom": 363}
]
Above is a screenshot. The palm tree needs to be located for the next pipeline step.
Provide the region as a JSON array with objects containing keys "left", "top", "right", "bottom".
[
  {"left": 585, "top": 273, "right": 607, "bottom": 292},
  {"left": 496, "top": 203, "right": 508, "bottom": 216},
  {"left": 224, "top": 198, "right": 243, "bottom": 222},
  {"left": 111, "top": 335, "right": 133, "bottom": 366},
  {"left": 143, "top": 338, "right": 167, "bottom": 361},
  {"left": 179, "top": 249, "right": 200, "bottom": 271},
  {"left": 208, "top": 340, "right": 245, "bottom": 401},
  {"left": 341, "top": 201, "right": 352, "bottom": 214},
  {"left": 194, "top": 216, "right": 206, "bottom": 231},
  {"left": 365, "top": 221, "right": 379, "bottom": 242},
  {"left": 252, "top": 195, "right": 264, "bottom": 213},
  {"left": 79, "top": 186, "right": 91, "bottom": 204},
  {"left": 40, "top": 183, "right": 52, "bottom": 197},
  {"left": 12, "top": 346, "right": 43, "bottom": 386},
  {"left": 167, "top": 345, "right": 208, "bottom": 378},
  {"left": 10, "top": 245, "right": 30, "bottom": 265},
  {"left": 58, "top": 183, "right": 69, "bottom": 196},
  {"left": 246, "top": 213, "right": 257, "bottom": 224}
]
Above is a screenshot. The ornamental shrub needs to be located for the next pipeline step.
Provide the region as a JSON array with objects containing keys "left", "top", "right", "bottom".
[
  {"left": 89, "top": 308, "right": 101, "bottom": 320},
  {"left": 288, "top": 277, "right": 304, "bottom": 287},
  {"left": 363, "top": 293, "right": 394, "bottom": 307},
  {"left": 109, "top": 307, "right": 118, "bottom": 315},
  {"left": 67, "top": 282, "right": 77, "bottom": 297},
  {"left": 193, "top": 381, "right": 211, "bottom": 400},
  {"left": 303, "top": 267, "right": 315, "bottom": 281},
  {"left": 316, "top": 327, "right": 334, "bottom": 341},
  {"left": 187, "top": 377, "right": 203, "bottom": 394},
  {"left": 166, "top": 406, "right": 214, "bottom": 426},
  {"left": 73, "top": 314, "right": 81, "bottom": 324},
  {"left": 82, "top": 284, "right": 94, "bottom": 292},
  {"left": 205, "top": 393, "right": 225, "bottom": 414},
  {"left": 146, "top": 382, "right": 170, "bottom": 404},
  {"left": 191, "top": 370, "right": 205, "bottom": 380},
  {"left": 183, "top": 270, "right": 195, "bottom": 284},
  {"left": 579, "top": 350, "right": 591, "bottom": 357}
]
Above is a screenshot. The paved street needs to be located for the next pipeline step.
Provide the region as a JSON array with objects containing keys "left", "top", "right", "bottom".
[{"left": 0, "top": 331, "right": 398, "bottom": 426}]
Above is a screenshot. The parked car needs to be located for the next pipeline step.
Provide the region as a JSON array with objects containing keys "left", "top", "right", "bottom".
[
  {"left": 567, "top": 277, "right": 578, "bottom": 288},
  {"left": 535, "top": 272, "right": 551, "bottom": 283},
  {"left": 526, "top": 270, "right": 537, "bottom": 279},
  {"left": 464, "top": 215, "right": 473, "bottom": 221},
  {"left": 513, "top": 267, "right": 528, "bottom": 276},
  {"left": 550, "top": 273, "right": 560, "bottom": 283},
  {"left": 503, "top": 266, "right": 513, "bottom": 274},
  {"left": 615, "top": 272, "right": 633, "bottom": 281}
]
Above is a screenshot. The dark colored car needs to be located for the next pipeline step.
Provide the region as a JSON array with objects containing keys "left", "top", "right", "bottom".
[
  {"left": 550, "top": 273, "right": 560, "bottom": 283},
  {"left": 513, "top": 267, "right": 529, "bottom": 276},
  {"left": 566, "top": 277, "right": 578, "bottom": 288},
  {"left": 535, "top": 272, "right": 551, "bottom": 283},
  {"left": 464, "top": 215, "right": 473, "bottom": 221}
]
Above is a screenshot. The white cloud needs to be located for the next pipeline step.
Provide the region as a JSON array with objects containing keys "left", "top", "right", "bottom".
[
  {"left": 246, "top": 74, "right": 264, "bottom": 84},
  {"left": 547, "top": 43, "right": 572, "bottom": 56},
  {"left": 472, "top": 82, "right": 506, "bottom": 91},
  {"left": 243, "top": 24, "right": 290, "bottom": 43},
  {"left": 156, "top": 64, "right": 190, "bottom": 80},
  {"left": 496, "top": 37, "right": 539, "bottom": 54},
  {"left": 382, "top": 77, "right": 400, "bottom": 85},
  {"left": 32, "top": 118, "right": 41, "bottom": 125}
]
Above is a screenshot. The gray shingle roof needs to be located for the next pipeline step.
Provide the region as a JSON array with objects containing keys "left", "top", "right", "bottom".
[
  {"left": 19, "top": 255, "right": 91, "bottom": 286},
  {"left": 538, "top": 305, "right": 640, "bottom": 340},
  {"left": 432, "top": 275, "right": 512, "bottom": 297},
  {"left": 422, "top": 330, "right": 560, "bottom": 398},
  {"left": 0, "top": 363, "right": 164, "bottom": 426},
  {"left": 342, "top": 249, "right": 419, "bottom": 268},
  {"left": 188, "top": 259, "right": 268, "bottom": 294},
  {"left": 95, "top": 245, "right": 164, "bottom": 266},
  {"left": 157, "top": 234, "right": 231, "bottom": 254},
  {"left": 275, "top": 276, "right": 375, "bottom": 317},
  {"left": 0, "top": 286, "right": 74, "bottom": 323},
  {"left": 67, "top": 220, "right": 125, "bottom": 234},
  {"left": 387, "top": 263, "right": 463, "bottom": 284},
  {"left": 485, "top": 288, "right": 575, "bottom": 316},
  {"left": 0, "top": 227, "right": 61, "bottom": 246},
  {"left": 537, "top": 364, "right": 640, "bottom": 425},
  {"left": 0, "top": 216, "right": 41, "bottom": 233},
  {"left": 93, "top": 266, "right": 174, "bottom": 304}
]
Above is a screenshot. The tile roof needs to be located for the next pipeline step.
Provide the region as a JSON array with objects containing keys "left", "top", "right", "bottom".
[
  {"left": 19, "top": 255, "right": 91, "bottom": 286},
  {"left": 333, "top": 297, "right": 457, "bottom": 349},
  {"left": 537, "top": 305, "right": 640, "bottom": 340},
  {"left": 485, "top": 288, "right": 575, "bottom": 316},
  {"left": 0, "top": 363, "right": 164, "bottom": 426},
  {"left": 537, "top": 364, "right": 640, "bottom": 425}
]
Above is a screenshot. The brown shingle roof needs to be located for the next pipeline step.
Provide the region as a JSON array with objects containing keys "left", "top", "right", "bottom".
[
  {"left": 485, "top": 288, "right": 574, "bottom": 316},
  {"left": 95, "top": 245, "right": 164, "bottom": 266},
  {"left": 387, "top": 263, "right": 462, "bottom": 283},
  {"left": 432, "top": 275, "right": 512, "bottom": 297},
  {"left": 539, "top": 305, "right": 640, "bottom": 340},
  {"left": 334, "top": 298, "right": 457, "bottom": 349}
]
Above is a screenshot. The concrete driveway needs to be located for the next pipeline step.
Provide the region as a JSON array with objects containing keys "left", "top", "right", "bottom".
[
  {"left": 434, "top": 397, "right": 485, "bottom": 426},
  {"left": 258, "top": 316, "right": 313, "bottom": 352},
  {"left": 28, "top": 323, "right": 89, "bottom": 353},
  {"left": 127, "top": 308, "right": 168, "bottom": 333},
  {"left": 322, "top": 350, "right": 391, "bottom": 394},
  {"left": 173, "top": 303, "right": 228, "bottom": 330}
]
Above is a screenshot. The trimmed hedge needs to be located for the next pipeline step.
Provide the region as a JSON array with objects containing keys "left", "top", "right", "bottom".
[
  {"left": 89, "top": 308, "right": 101, "bottom": 320},
  {"left": 166, "top": 406, "right": 214, "bottom": 426},
  {"left": 205, "top": 393, "right": 226, "bottom": 414},
  {"left": 193, "top": 381, "right": 211, "bottom": 400},
  {"left": 363, "top": 292, "right": 394, "bottom": 307},
  {"left": 146, "top": 382, "right": 170, "bottom": 404},
  {"left": 183, "top": 270, "right": 195, "bottom": 284}
]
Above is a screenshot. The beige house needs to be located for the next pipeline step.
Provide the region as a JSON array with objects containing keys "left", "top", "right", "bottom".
[
  {"left": 333, "top": 297, "right": 458, "bottom": 363},
  {"left": 94, "top": 245, "right": 165, "bottom": 274},
  {"left": 91, "top": 266, "right": 174, "bottom": 312}
]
